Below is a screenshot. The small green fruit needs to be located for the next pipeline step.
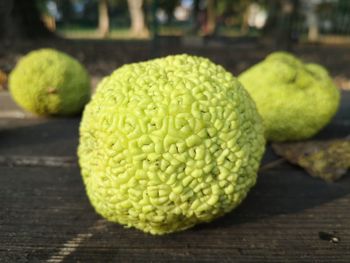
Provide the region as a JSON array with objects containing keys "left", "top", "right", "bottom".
[
  {"left": 9, "top": 48, "right": 90, "bottom": 116},
  {"left": 238, "top": 52, "right": 340, "bottom": 142},
  {"left": 78, "top": 54, "right": 265, "bottom": 235}
]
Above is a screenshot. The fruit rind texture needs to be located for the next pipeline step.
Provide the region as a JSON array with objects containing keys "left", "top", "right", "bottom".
[
  {"left": 78, "top": 54, "right": 265, "bottom": 235},
  {"left": 238, "top": 51, "right": 340, "bottom": 142},
  {"left": 9, "top": 48, "right": 90, "bottom": 116}
]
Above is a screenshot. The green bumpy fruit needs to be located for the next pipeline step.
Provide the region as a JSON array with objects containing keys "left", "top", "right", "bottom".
[
  {"left": 238, "top": 52, "right": 340, "bottom": 142},
  {"left": 9, "top": 48, "right": 90, "bottom": 115},
  {"left": 78, "top": 54, "right": 265, "bottom": 235}
]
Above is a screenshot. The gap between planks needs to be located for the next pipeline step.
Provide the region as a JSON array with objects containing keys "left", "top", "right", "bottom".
[
  {"left": 0, "top": 155, "right": 287, "bottom": 171},
  {"left": 0, "top": 155, "right": 77, "bottom": 168}
]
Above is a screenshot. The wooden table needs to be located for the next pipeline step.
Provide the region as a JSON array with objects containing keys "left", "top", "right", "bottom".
[{"left": 1, "top": 92, "right": 349, "bottom": 262}]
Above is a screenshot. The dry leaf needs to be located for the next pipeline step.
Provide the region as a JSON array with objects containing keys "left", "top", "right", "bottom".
[
  {"left": 0, "top": 70, "right": 7, "bottom": 90},
  {"left": 272, "top": 137, "right": 350, "bottom": 182},
  {"left": 334, "top": 76, "right": 350, "bottom": 90}
]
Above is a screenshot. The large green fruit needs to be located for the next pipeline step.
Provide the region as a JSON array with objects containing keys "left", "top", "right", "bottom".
[
  {"left": 78, "top": 54, "right": 265, "bottom": 235},
  {"left": 238, "top": 52, "right": 340, "bottom": 142},
  {"left": 9, "top": 48, "right": 90, "bottom": 116}
]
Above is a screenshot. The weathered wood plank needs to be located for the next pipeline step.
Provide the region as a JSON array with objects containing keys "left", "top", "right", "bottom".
[
  {"left": 0, "top": 118, "right": 80, "bottom": 157},
  {"left": 0, "top": 165, "right": 349, "bottom": 262}
]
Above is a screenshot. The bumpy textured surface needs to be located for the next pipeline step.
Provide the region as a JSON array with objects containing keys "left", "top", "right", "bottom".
[
  {"left": 9, "top": 48, "right": 90, "bottom": 115},
  {"left": 78, "top": 54, "right": 265, "bottom": 235},
  {"left": 238, "top": 52, "right": 340, "bottom": 142}
]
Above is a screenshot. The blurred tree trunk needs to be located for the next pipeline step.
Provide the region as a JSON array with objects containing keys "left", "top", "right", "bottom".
[
  {"left": 205, "top": 0, "right": 216, "bottom": 35},
  {"left": 127, "top": 0, "right": 149, "bottom": 37},
  {"left": 304, "top": 1, "right": 319, "bottom": 42},
  {"left": 0, "top": 1, "right": 14, "bottom": 40},
  {"left": 241, "top": 8, "right": 250, "bottom": 34},
  {"left": 98, "top": 0, "right": 109, "bottom": 38},
  {"left": 0, "top": 0, "right": 53, "bottom": 40},
  {"left": 190, "top": 0, "right": 200, "bottom": 34},
  {"left": 263, "top": 0, "right": 299, "bottom": 50}
]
